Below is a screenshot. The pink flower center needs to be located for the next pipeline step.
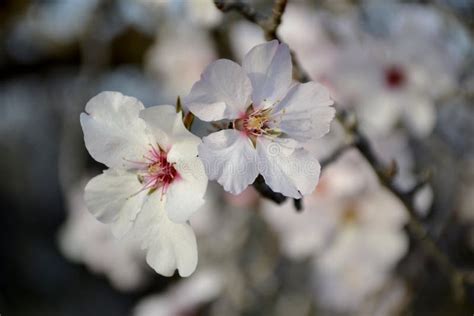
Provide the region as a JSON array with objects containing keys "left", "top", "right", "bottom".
[
  {"left": 384, "top": 65, "right": 406, "bottom": 89},
  {"left": 235, "top": 107, "right": 273, "bottom": 137},
  {"left": 139, "top": 145, "right": 178, "bottom": 195}
]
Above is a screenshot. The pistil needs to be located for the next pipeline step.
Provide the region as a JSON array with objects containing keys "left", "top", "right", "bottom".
[{"left": 138, "top": 145, "right": 179, "bottom": 195}]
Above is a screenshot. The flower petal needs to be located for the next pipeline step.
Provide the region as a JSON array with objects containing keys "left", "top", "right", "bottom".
[
  {"left": 84, "top": 169, "right": 147, "bottom": 237},
  {"left": 139, "top": 105, "right": 201, "bottom": 157},
  {"left": 242, "top": 40, "right": 293, "bottom": 108},
  {"left": 184, "top": 59, "right": 252, "bottom": 121},
  {"left": 401, "top": 96, "right": 435, "bottom": 138},
  {"left": 272, "top": 82, "right": 335, "bottom": 142},
  {"left": 80, "top": 91, "right": 151, "bottom": 169},
  {"left": 165, "top": 157, "right": 207, "bottom": 223},
  {"left": 257, "top": 137, "right": 321, "bottom": 198},
  {"left": 132, "top": 193, "right": 198, "bottom": 277},
  {"left": 198, "top": 129, "right": 258, "bottom": 194}
]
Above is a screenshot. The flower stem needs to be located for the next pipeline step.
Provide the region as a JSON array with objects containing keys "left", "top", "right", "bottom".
[{"left": 214, "top": 0, "right": 472, "bottom": 300}]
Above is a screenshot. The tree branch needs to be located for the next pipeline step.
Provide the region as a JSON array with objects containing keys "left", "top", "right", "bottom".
[
  {"left": 214, "top": 0, "right": 266, "bottom": 26},
  {"left": 214, "top": 0, "right": 472, "bottom": 299},
  {"left": 265, "top": 0, "right": 287, "bottom": 40}
]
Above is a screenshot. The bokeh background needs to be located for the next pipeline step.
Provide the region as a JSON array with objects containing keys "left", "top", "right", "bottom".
[{"left": 1, "top": 0, "right": 474, "bottom": 315}]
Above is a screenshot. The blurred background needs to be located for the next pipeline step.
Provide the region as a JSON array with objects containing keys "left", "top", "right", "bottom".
[{"left": 1, "top": 0, "right": 473, "bottom": 315}]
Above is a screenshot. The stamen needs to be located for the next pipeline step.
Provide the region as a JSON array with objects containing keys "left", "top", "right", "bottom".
[{"left": 132, "top": 144, "right": 179, "bottom": 198}]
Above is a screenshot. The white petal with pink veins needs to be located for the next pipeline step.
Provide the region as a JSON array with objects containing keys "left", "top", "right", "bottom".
[
  {"left": 140, "top": 105, "right": 201, "bottom": 155},
  {"left": 164, "top": 157, "right": 207, "bottom": 223},
  {"left": 198, "top": 129, "right": 258, "bottom": 194},
  {"left": 243, "top": 40, "right": 293, "bottom": 108},
  {"left": 184, "top": 59, "right": 252, "bottom": 121},
  {"left": 80, "top": 91, "right": 151, "bottom": 170},
  {"left": 84, "top": 169, "right": 146, "bottom": 232},
  {"left": 131, "top": 193, "right": 198, "bottom": 277},
  {"left": 257, "top": 137, "right": 320, "bottom": 198}
]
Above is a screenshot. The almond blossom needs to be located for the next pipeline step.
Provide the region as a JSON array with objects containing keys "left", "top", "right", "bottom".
[
  {"left": 322, "top": 4, "right": 470, "bottom": 138},
  {"left": 58, "top": 180, "right": 147, "bottom": 291},
  {"left": 80, "top": 91, "right": 207, "bottom": 277},
  {"left": 184, "top": 40, "right": 335, "bottom": 198},
  {"left": 262, "top": 150, "right": 408, "bottom": 312},
  {"left": 133, "top": 269, "right": 222, "bottom": 316}
]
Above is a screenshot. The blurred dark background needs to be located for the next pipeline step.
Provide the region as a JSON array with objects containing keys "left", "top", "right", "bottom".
[{"left": 1, "top": 1, "right": 474, "bottom": 316}]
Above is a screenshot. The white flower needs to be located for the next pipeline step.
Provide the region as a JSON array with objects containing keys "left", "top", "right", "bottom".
[
  {"left": 133, "top": 269, "right": 222, "bottom": 316},
  {"left": 323, "top": 4, "right": 469, "bottom": 138},
  {"left": 135, "top": 0, "right": 222, "bottom": 28},
  {"left": 262, "top": 150, "right": 408, "bottom": 312},
  {"left": 278, "top": 3, "right": 338, "bottom": 84},
  {"left": 184, "top": 40, "right": 335, "bottom": 198},
  {"left": 58, "top": 180, "right": 147, "bottom": 291},
  {"left": 80, "top": 91, "right": 207, "bottom": 277}
]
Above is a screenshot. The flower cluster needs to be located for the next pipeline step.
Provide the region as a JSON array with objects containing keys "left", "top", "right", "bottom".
[
  {"left": 80, "top": 41, "right": 335, "bottom": 276},
  {"left": 80, "top": 92, "right": 207, "bottom": 277},
  {"left": 185, "top": 40, "right": 335, "bottom": 197},
  {"left": 262, "top": 150, "right": 408, "bottom": 312}
]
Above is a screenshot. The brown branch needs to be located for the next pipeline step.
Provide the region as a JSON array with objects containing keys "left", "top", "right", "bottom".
[
  {"left": 337, "top": 111, "right": 467, "bottom": 300},
  {"left": 214, "top": 0, "right": 472, "bottom": 300},
  {"left": 265, "top": 0, "right": 287, "bottom": 40},
  {"left": 214, "top": 0, "right": 309, "bottom": 81},
  {"left": 319, "top": 142, "right": 353, "bottom": 169},
  {"left": 214, "top": 0, "right": 266, "bottom": 27}
]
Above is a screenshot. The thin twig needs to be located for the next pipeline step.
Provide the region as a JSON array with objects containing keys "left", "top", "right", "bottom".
[
  {"left": 264, "top": 0, "right": 288, "bottom": 40},
  {"left": 214, "top": 0, "right": 266, "bottom": 26},
  {"left": 338, "top": 112, "right": 467, "bottom": 300},
  {"left": 253, "top": 175, "right": 287, "bottom": 205},
  {"left": 320, "top": 142, "right": 353, "bottom": 169},
  {"left": 214, "top": 0, "right": 472, "bottom": 299}
]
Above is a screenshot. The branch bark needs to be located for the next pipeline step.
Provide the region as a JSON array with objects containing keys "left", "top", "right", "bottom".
[{"left": 214, "top": 0, "right": 472, "bottom": 300}]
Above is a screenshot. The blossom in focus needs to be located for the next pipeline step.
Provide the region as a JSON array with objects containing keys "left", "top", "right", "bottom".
[
  {"left": 80, "top": 91, "right": 207, "bottom": 277},
  {"left": 184, "top": 40, "right": 335, "bottom": 198},
  {"left": 278, "top": 3, "right": 338, "bottom": 85}
]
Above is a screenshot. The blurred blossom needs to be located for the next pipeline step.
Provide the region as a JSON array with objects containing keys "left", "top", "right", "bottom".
[
  {"left": 358, "top": 278, "right": 409, "bottom": 316},
  {"left": 372, "top": 131, "right": 417, "bottom": 189},
  {"left": 99, "top": 66, "right": 163, "bottom": 106},
  {"left": 278, "top": 3, "right": 338, "bottom": 84},
  {"left": 371, "top": 131, "right": 434, "bottom": 215},
  {"left": 224, "top": 187, "right": 260, "bottom": 208},
  {"left": 135, "top": 0, "right": 222, "bottom": 28},
  {"left": 145, "top": 24, "right": 216, "bottom": 101},
  {"left": 191, "top": 185, "right": 251, "bottom": 258},
  {"left": 263, "top": 150, "right": 408, "bottom": 312},
  {"left": 118, "top": 0, "right": 159, "bottom": 34},
  {"left": 58, "top": 180, "right": 148, "bottom": 291},
  {"left": 308, "top": 119, "right": 347, "bottom": 162},
  {"left": 262, "top": 150, "right": 378, "bottom": 260},
  {"left": 181, "top": 0, "right": 223, "bottom": 27},
  {"left": 413, "top": 185, "right": 434, "bottom": 217},
  {"left": 323, "top": 4, "right": 471, "bottom": 138},
  {"left": 229, "top": 21, "right": 265, "bottom": 62},
  {"left": 7, "top": 0, "right": 99, "bottom": 61},
  {"left": 133, "top": 270, "right": 222, "bottom": 316}
]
